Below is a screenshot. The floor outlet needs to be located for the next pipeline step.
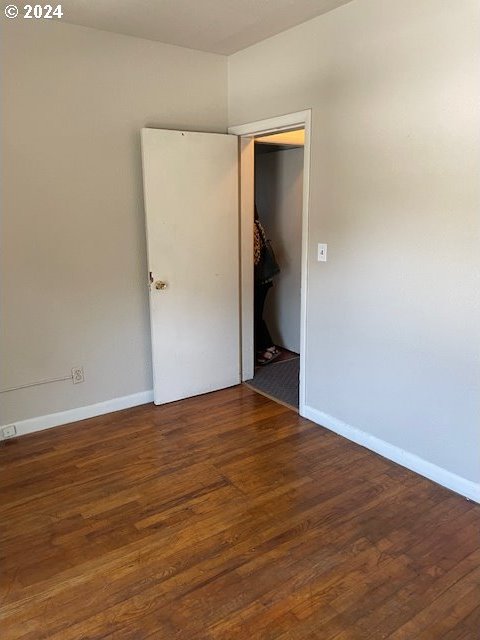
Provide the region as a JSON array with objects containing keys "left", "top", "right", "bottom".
[{"left": 2, "top": 425, "right": 17, "bottom": 439}]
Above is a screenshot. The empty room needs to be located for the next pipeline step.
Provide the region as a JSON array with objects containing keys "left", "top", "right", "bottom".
[{"left": 1, "top": 1, "right": 479, "bottom": 638}]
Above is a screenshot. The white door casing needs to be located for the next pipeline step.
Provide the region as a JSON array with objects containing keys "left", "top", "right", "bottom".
[
  {"left": 141, "top": 128, "right": 240, "bottom": 405},
  {"left": 229, "top": 110, "right": 312, "bottom": 415}
]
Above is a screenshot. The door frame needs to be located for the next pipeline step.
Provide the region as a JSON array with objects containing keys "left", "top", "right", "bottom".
[{"left": 228, "top": 110, "right": 312, "bottom": 415}]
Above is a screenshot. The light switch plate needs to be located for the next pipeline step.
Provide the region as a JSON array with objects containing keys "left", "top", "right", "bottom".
[{"left": 317, "top": 243, "right": 327, "bottom": 262}]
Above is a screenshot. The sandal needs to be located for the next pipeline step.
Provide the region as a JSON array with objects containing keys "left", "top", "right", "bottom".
[{"left": 257, "top": 346, "right": 281, "bottom": 365}]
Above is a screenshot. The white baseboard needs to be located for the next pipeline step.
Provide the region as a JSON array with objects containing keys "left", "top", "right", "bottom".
[
  {"left": 302, "top": 405, "right": 480, "bottom": 504},
  {"left": 2, "top": 390, "right": 154, "bottom": 438}
]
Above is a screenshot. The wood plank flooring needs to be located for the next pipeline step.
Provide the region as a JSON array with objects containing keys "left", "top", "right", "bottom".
[{"left": 1, "top": 385, "right": 479, "bottom": 639}]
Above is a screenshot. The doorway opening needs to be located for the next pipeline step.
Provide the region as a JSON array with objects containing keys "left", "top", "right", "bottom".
[
  {"left": 247, "top": 129, "right": 305, "bottom": 409},
  {"left": 229, "top": 111, "right": 311, "bottom": 414}
]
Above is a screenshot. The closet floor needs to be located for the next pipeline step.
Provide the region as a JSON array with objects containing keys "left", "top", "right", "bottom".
[{"left": 247, "top": 348, "right": 300, "bottom": 409}]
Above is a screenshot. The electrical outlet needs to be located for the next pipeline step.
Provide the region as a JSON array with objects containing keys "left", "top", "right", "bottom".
[
  {"left": 1, "top": 425, "right": 17, "bottom": 440},
  {"left": 72, "top": 367, "right": 85, "bottom": 384}
]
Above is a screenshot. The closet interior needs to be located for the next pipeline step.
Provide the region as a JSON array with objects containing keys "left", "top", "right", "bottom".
[{"left": 247, "top": 128, "right": 305, "bottom": 409}]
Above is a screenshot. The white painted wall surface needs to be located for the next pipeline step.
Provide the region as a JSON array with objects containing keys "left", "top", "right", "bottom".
[
  {"left": 255, "top": 148, "right": 303, "bottom": 353},
  {"left": 0, "top": 20, "right": 227, "bottom": 424},
  {"left": 229, "top": 0, "right": 480, "bottom": 484}
]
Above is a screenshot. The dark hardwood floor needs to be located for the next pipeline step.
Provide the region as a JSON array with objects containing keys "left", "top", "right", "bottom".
[{"left": 1, "top": 385, "right": 479, "bottom": 639}]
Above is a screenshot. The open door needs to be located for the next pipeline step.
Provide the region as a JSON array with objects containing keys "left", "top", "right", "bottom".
[{"left": 141, "top": 128, "right": 240, "bottom": 405}]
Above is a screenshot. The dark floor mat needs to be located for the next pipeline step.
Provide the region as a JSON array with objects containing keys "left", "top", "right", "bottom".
[{"left": 247, "top": 357, "right": 300, "bottom": 408}]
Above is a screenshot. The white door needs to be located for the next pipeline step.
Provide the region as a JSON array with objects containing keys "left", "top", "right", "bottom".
[{"left": 141, "top": 128, "right": 240, "bottom": 405}]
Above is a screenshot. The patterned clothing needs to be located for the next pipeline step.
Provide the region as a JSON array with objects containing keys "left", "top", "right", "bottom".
[{"left": 254, "top": 220, "right": 263, "bottom": 267}]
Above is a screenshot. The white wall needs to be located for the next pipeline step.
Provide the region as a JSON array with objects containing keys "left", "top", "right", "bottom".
[
  {"left": 229, "top": 0, "right": 480, "bottom": 485},
  {"left": 0, "top": 20, "right": 227, "bottom": 424},
  {"left": 255, "top": 147, "right": 303, "bottom": 353}
]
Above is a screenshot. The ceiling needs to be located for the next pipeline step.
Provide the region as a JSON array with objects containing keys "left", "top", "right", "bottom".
[
  {"left": 59, "top": 0, "right": 354, "bottom": 55},
  {"left": 255, "top": 129, "right": 305, "bottom": 154},
  {"left": 256, "top": 130, "right": 305, "bottom": 146}
]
